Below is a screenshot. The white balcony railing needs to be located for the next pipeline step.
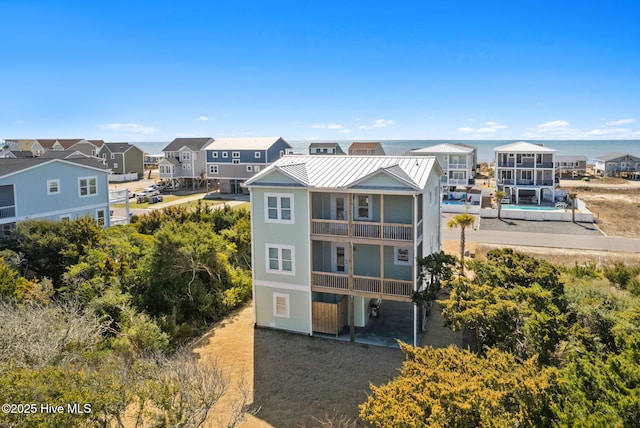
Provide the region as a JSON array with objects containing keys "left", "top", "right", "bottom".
[
  {"left": 312, "top": 272, "right": 413, "bottom": 298},
  {"left": 0, "top": 205, "right": 16, "bottom": 219},
  {"left": 311, "top": 220, "right": 413, "bottom": 241}
]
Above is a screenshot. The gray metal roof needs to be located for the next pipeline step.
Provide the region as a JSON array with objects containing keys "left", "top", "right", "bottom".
[
  {"left": 0, "top": 157, "right": 108, "bottom": 177},
  {"left": 594, "top": 152, "right": 640, "bottom": 161},
  {"left": 409, "top": 143, "right": 475, "bottom": 154},
  {"left": 104, "top": 142, "right": 135, "bottom": 153},
  {"left": 245, "top": 155, "right": 440, "bottom": 190},
  {"left": 163, "top": 137, "right": 213, "bottom": 152},
  {"left": 556, "top": 154, "right": 588, "bottom": 162}
]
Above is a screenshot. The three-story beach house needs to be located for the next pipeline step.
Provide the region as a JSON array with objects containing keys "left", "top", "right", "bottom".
[
  {"left": 158, "top": 137, "right": 212, "bottom": 190},
  {"left": 407, "top": 143, "right": 477, "bottom": 195},
  {"left": 204, "top": 137, "right": 292, "bottom": 193},
  {"left": 244, "top": 155, "right": 442, "bottom": 346},
  {"left": 98, "top": 142, "right": 144, "bottom": 180},
  {"left": 494, "top": 141, "right": 556, "bottom": 204},
  {"left": 0, "top": 157, "right": 111, "bottom": 233}
]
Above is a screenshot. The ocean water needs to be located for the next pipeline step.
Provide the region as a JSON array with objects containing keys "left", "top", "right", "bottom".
[{"left": 133, "top": 140, "right": 640, "bottom": 163}]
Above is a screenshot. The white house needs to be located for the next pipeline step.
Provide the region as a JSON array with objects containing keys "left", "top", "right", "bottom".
[{"left": 407, "top": 143, "right": 477, "bottom": 195}]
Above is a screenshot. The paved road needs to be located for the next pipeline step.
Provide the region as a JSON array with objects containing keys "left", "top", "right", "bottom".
[{"left": 442, "top": 226, "right": 640, "bottom": 253}]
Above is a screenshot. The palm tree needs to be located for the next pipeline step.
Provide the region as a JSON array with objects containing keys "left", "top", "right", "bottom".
[
  {"left": 447, "top": 213, "right": 475, "bottom": 275},
  {"left": 495, "top": 190, "right": 505, "bottom": 220},
  {"left": 568, "top": 192, "right": 578, "bottom": 223}
]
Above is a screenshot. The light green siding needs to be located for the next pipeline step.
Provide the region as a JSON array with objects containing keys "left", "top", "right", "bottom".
[
  {"left": 254, "top": 286, "right": 310, "bottom": 333},
  {"left": 383, "top": 195, "right": 412, "bottom": 223},
  {"left": 353, "top": 244, "right": 380, "bottom": 277},
  {"left": 251, "top": 170, "right": 302, "bottom": 185},
  {"left": 383, "top": 245, "right": 413, "bottom": 280}
]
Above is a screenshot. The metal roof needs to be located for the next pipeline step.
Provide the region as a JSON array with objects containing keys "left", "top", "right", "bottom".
[
  {"left": 494, "top": 141, "right": 556, "bottom": 153},
  {"left": 409, "top": 143, "right": 475, "bottom": 154},
  {"left": 245, "top": 155, "right": 440, "bottom": 190},
  {"left": 0, "top": 158, "right": 108, "bottom": 177},
  {"left": 163, "top": 137, "right": 214, "bottom": 152},
  {"left": 594, "top": 152, "right": 640, "bottom": 161},
  {"left": 203, "top": 137, "right": 290, "bottom": 150}
]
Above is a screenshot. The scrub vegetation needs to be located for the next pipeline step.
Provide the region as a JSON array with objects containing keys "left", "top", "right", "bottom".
[{"left": 0, "top": 204, "right": 252, "bottom": 427}]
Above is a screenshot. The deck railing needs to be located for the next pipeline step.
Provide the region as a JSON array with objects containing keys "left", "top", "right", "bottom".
[
  {"left": 312, "top": 272, "right": 413, "bottom": 298},
  {"left": 0, "top": 205, "right": 16, "bottom": 219},
  {"left": 311, "top": 219, "right": 413, "bottom": 241}
]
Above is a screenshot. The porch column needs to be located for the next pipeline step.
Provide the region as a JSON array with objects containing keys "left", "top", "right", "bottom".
[
  {"left": 380, "top": 194, "right": 385, "bottom": 295},
  {"left": 413, "top": 194, "right": 418, "bottom": 347},
  {"left": 348, "top": 195, "right": 355, "bottom": 342}
]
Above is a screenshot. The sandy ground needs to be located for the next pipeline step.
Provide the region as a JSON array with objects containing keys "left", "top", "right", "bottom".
[{"left": 558, "top": 177, "right": 640, "bottom": 238}]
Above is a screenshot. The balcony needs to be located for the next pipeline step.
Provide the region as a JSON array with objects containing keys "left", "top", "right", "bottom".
[
  {"left": 312, "top": 271, "right": 413, "bottom": 299},
  {"left": 448, "top": 162, "right": 468, "bottom": 169},
  {"left": 446, "top": 178, "right": 469, "bottom": 186},
  {"left": 0, "top": 205, "right": 16, "bottom": 219},
  {"left": 311, "top": 219, "right": 413, "bottom": 241}
]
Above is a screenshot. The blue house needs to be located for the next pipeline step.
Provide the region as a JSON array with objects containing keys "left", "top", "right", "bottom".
[
  {"left": 204, "top": 137, "right": 292, "bottom": 193},
  {"left": 0, "top": 158, "right": 111, "bottom": 233}
]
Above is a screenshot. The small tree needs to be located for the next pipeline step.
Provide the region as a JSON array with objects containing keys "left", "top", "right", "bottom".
[
  {"left": 447, "top": 213, "right": 475, "bottom": 275},
  {"left": 495, "top": 190, "right": 505, "bottom": 220}
]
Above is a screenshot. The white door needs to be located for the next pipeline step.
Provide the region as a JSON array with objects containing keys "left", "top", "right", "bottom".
[
  {"left": 331, "top": 194, "right": 347, "bottom": 220},
  {"left": 331, "top": 243, "right": 348, "bottom": 273}
]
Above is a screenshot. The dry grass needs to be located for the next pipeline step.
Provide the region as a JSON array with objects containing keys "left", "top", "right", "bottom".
[{"left": 558, "top": 177, "right": 640, "bottom": 237}]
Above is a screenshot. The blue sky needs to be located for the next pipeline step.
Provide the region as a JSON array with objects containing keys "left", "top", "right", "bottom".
[{"left": 2, "top": 0, "right": 639, "bottom": 142}]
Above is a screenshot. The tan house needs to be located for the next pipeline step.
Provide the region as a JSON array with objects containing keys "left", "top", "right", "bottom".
[{"left": 348, "top": 142, "right": 386, "bottom": 156}]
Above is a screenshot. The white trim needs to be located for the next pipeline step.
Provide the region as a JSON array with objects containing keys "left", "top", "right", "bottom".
[
  {"left": 331, "top": 242, "right": 348, "bottom": 273},
  {"left": 232, "top": 151, "right": 240, "bottom": 158},
  {"left": 330, "top": 193, "right": 348, "bottom": 220},
  {"left": 246, "top": 165, "right": 253, "bottom": 172},
  {"left": 16, "top": 202, "right": 109, "bottom": 221},
  {"left": 273, "top": 292, "right": 290, "bottom": 318},
  {"left": 47, "top": 179, "right": 60, "bottom": 195},
  {"left": 255, "top": 151, "right": 261, "bottom": 158},
  {"left": 394, "top": 246, "right": 412, "bottom": 266},
  {"left": 0, "top": 158, "right": 108, "bottom": 180},
  {"left": 354, "top": 194, "right": 372, "bottom": 220},
  {"left": 96, "top": 208, "right": 106, "bottom": 225},
  {"left": 212, "top": 152, "right": 218, "bottom": 158},
  {"left": 254, "top": 279, "right": 309, "bottom": 292},
  {"left": 209, "top": 164, "right": 219, "bottom": 174},
  {"left": 78, "top": 176, "right": 98, "bottom": 198},
  {"left": 222, "top": 152, "right": 228, "bottom": 158},
  {"left": 264, "top": 192, "right": 294, "bottom": 224},
  {"left": 265, "top": 243, "right": 295, "bottom": 275}
]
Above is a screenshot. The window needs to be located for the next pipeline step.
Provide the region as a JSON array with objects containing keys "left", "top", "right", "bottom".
[
  {"left": 254, "top": 165, "right": 260, "bottom": 172},
  {"left": 102, "top": 153, "right": 107, "bottom": 159},
  {"left": 232, "top": 159, "right": 240, "bottom": 164},
  {"left": 246, "top": 166, "right": 253, "bottom": 172},
  {"left": 212, "top": 152, "right": 218, "bottom": 158},
  {"left": 279, "top": 150, "right": 284, "bottom": 157},
  {"left": 96, "top": 209, "right": 106, "bottom": 226},
  {"left": 113, "top": 162, "right": 118, "bottom": 169},
  {"left": 232, "top": 151, "right": 240, "bottom": 158},
  {"left": 394, "top": 247, "right": 412, "bottom": 266},
  {"left": 47, "top": 179, "right": 60, "bottom": 195},
  {"left": 266, "top": 244, "right": 294, "bottom": 274},
  {"left": 255, "top": 151, "right": 261, "bottom": 158},
  {"left": 110, "top": 153, "right": 115, "bottom": 160},
  {"left": 79, "top": 176, "right": 97, "bottom": 197},
  {"left": 222, "top": 152, "right": 228, "bottom": 158},
  {"left": 181, "top": 151, "right": 191, "bottom": 161},
  {"left": 355, "top": 194, "right": 372, "bottom": 220},
  {"left": 209, "top": 165, "right": 218, "bottom": 174},
  {"left": 273, "top": 293, "right": 290, "bottom": 318},
  {"left": 265, "top": 193, "right": 294, "bottom": 223},
  {"left": 60, "top": 215, "right": 71, "bottom": 221}
]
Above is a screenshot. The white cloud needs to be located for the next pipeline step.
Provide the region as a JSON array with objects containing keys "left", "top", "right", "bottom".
[
  {"left": 98, "top": 123, "right": 156, "bottom": 135},
  {"left": 537, "top": 120, "right": 570, "bottom": 130},
  {"left": 311, "top": 124, "right": 325, "bottom": 129},
  {"left": 457, "top": 122, "right": 506, "bottom": 135},
  {"left": 359, "top": 119, "right": 395, "bottom": 130},
  {"left": 327, "top": 124, "right": 343, "bottom": 129},
  {"left": 606, "top": 118, "right": 635, "bottom": 126},
  {"left": 586, "top": 128, "right": 632, "bottom": 137},
  {"left": 338, "top": 129, "right": 351, "bottom": 134},
  {"left": 197, "top": 116, "right": 213, "bottom": 121}
]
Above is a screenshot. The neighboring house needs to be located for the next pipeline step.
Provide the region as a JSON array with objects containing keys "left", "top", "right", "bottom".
[
  {"left": 204, "top": 137, "right": 292, "bottom": 193},
  {"left": 144, "top": 153, "right": 164, "bottom": 168},
  {"left": 407, "top": 143, "right": 477, "bottom": 195},
  {"left": 244, "top": 155, "right": 443, "bottom": 346},
  {"left": 98, "top": 142, "right": 144, "bottom": 179},
  {"left": 3, "top": 150, "right": 101, "bottom": 163},
  {"left": 0, "top": 158, "right": 111, "bottom": 233},
  {"left": 308, "top": 142, "right": 346, "bottom": 155},
  {"left": 555, "top": 155, "right": 587, "bottom": 178},
  {"left": 348, "top": 142, "right": 386, "bottom": 156},
  {"left": 158, "top": 138, "right": 212, "bottom": 189},
  {"left": 494, "top": 141, "right": 556, "bottom": 204},
  {"left": 35, "top": 139, "right": 104, "bottom": 157},
  {"left": 594, "top": 153, "right": 640, "bottom": 178}
]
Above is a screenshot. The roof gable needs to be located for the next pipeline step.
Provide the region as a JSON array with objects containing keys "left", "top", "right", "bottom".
[
  {"left": 494, "top": 141, "right": 556, "bottom": 153},
  {"left": 163, "top": 137, "right": 213, "bottom": 152}
]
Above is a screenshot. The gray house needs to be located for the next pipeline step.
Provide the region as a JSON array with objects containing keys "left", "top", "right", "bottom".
[
  {"left": 158, "top": 138, "right": 212, "bottom": 189},
  {"left": 594, "top": 153, "right": 640, "bottom": 178},
  {"left": 204, "top": 137, "right": 292, "bottom": 193},
  {"left": 555, "top": 155, "right": 587, "bottom": 178},
  {"left": 98, "top": 143, "right": 144, "bottom": 179},
  {"left": 308, "top": 142, "right": 346, "bottom": 155}
]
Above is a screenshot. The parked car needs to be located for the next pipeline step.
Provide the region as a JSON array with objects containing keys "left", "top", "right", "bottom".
[{"left": 137, "top": 187, "right": 160, "bottom": 197}]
